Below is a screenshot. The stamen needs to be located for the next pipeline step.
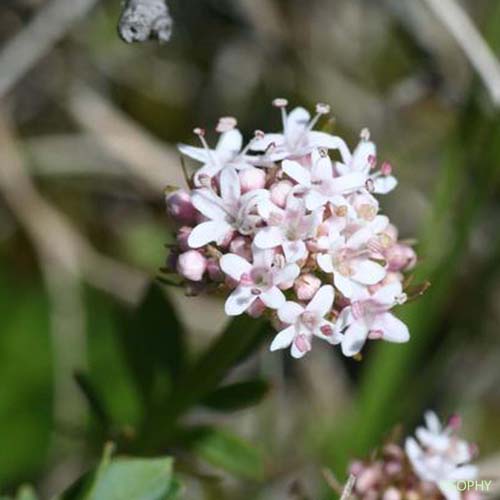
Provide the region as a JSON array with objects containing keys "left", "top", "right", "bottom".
[
  {"left": 365, "top": 178, "right": 375, "bottom": 193},
  {"left": 216, "top": 116, "right": 237, "bottom": 133},
  {"left": 272, "top": 98, "right": 288, "bottom": 130},
  {"left": 319, "top": 148, "right": 328, "bottom": 158},
  {"left": 251, "top": 287, "right": 261, "bottom": 295},
  {"left": 194, "top": 127, "right": 221, "bottom": 169},
  {"left": 395, "top": 293, "right": 407, "bottom": 305},
  {"left": 351, "top": 301, "right": 364, "bottom": 320},
  {"left": 320, "top": 324, "right": 333, "bottom": 336},
  {"left": 360, "top": 128, "right": 371, "bottom": 141},
  {"left": 316, "top": 102, "right": 331, "bottom": 115}
]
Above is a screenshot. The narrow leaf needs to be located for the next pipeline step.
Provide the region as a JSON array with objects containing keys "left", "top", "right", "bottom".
[{"left": 201, "top": 380, "right": 271, "bottom": 412}]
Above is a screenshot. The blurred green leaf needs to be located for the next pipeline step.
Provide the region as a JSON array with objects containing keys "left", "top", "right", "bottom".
[
  {"left": 187, "top": 427, "right": 264, "bottom": 481},
  {"left": 15, "top": 485, "right": 38, "bottom": 500},
  {"left": 59, "top": 446, "right": 180, "bottom": 500},
  {"left": 119, "top": 284, "right": 186, "bottom": 407},
  {"left": 201, "top": 380, "right": 271, "bottom": 412},
  {"left": 74, "top": 371, "right": 111, "bottom": 429}
]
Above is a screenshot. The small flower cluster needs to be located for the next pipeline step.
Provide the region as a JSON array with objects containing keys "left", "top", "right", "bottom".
[
  {"left": 347, "top": 411, "right": 480, "bottom": 500},
  {"left": 166, "top": 99, "right": 418, "bottom": 358}
]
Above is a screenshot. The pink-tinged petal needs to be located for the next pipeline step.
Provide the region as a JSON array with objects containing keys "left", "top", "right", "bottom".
[
  {"left": 346, "top": 227, "right": 373, "bottom": 249},
  {"left": 333, "top": 272, "right": 355, "bottom": 298},
  {"left": 260, "top": 286, "right": 286, "bottom": 310},
  {"left": 405, "top": 437, "right": 424, "bottom": 463},
  {"left": 368, "top": 215, "right": 390, "bottom": 234},
  {"left": 424, "top": 410, "right": 442, "bottom": 434},
  {"left": 372, "top": 313, "right": 410, "bottom": 343},
  {"left": 220, "top": 166, "right": 241, "bottom": 203},
  {"left": 306, "top": 285, "right": 334, "bottom": 316},
  {"left": 220, "top": 253, "right": 252, "bottom": 281},
  {"left": 250, "top": 133, "right": 285, "bottom": 152},
  {"left": 225, "top": 286, "right": 255, "bottom": 316},
  {"left": 351, "top": 140, "right": 376, "bottom": 172},
  {"left": 193, "top": 163, "right": 222, "bottom": 185},
  {"left": 341, "top": 321, "right": 368, "bottom": 357},
  {"left": 282, "top": 240, "right": 307, "bottom": 263},
  {"left": 254, "top": 226, "right": 283, "bottom": 249},
  {"left": 278, "top": 301, "right": 304, "bottom": 324},
  {"left": 270, "top": 326, "right": 296, "bottom": 351},
  {"left": 178, "top": 143, "right": 210, "bottom": 163},
  {"left": 374, "top": 176, "right": 397, "bottom": 194},
  {"left": 216, "top": 129, "right": 242, "bottom": 155},
  {"left": 308, "top": 132, "right": 351, "bottom": 162},
  {"left": 315, "top": 320, "right": 343, "bottom": 344},
  {"left": 275, "top": 263, "right": 300, "bottom": 285},
  {"left": 317, "top": 253, "right": 334, "bottom": 273},
  {"left": 372, "top": 282, "right": 403, "bottom": 306},
  {"left": 305, "top": 191, "right": 327, "bottom": 210},
  {"left": 282, "top": 160, "right": 311, "bottom": 186},
  {"left": 448, "top": 465, "right": 478, "bottom": 481},
  {"left": 285, "top": 107, "right": 310, "bottom": 143},
  {"left": 335, "top": 306, "right": 354, "bottom": 335},
  {"left": 191, "top": 190, "right": 226, "bottom": 220},
  {"left": 188, "top": 221, "right": 229, "bottom": 248},
  {"left": 291, "top": 334, "right": 311, "bottom": 359},
  {"left": 352, "top": 260, "right": 386, "bottom": 285},
  {"left": 329, "top": 172, "right": 365, "bottom": 194},
  {"left": 335, "top": 162, "right": 352, "bottom": 176},
  {"left": 311, "top": 154, "right": 333, "bottom": 180}
]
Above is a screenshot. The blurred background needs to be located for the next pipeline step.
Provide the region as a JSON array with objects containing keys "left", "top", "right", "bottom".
[{"left": 0, "top": 0, "right": 500, "bottom": 498}]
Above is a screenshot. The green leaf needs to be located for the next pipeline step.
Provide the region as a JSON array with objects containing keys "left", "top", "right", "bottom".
[
  {"left": 15, "top": 486, "right": 38, "bottom": 500},
  {"left": 74, "top": 371, "right": 111, "bottom": 429},
  {"left": 187, "top": 427, "right": 265, "bottom": 481},
  {"left": 119, "top": 284, "right": 186, "bottom": 406},
  {"left": 201, "top": 380, "right": 271, "bottom": 412},
  {"left": 59, "top": 448, "right": 180, "bottom": 500}
]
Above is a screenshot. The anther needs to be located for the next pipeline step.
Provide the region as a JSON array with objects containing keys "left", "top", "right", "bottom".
[
  {"left": 272, "top": 98, "right": 288, "bottom": 108},
  {"left": 360, "top": 128, "right": 371, "bottom": 141},
  {"left": 380, "top": 162, "right": 392, "bottom": 176},
  {"left": 216, "top": 116, "right": 237, "bottom": 133},
  {"left": 316, "top": 102, "right": 330, "bottom": 115}
]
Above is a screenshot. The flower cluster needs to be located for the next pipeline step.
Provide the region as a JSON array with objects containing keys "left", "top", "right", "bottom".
[
  {"left": 347, "top": 411, "right": 480, "bottom": 500},
  {"left": 166, "top": 99, "right": 417, "bottom": 358}
]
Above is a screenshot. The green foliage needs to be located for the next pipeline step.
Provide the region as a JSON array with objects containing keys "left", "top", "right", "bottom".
[
  {"left": 59, "top": 445, "right": 180, "bottom": 500},
  {"left": 201, "top": 380, "right": 271, "bottom": 412}
]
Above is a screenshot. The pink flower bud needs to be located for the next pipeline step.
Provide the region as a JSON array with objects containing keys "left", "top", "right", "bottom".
[
  {"left": 355, "top": 465, "right": 382, "bottom": 494},
  {"left": 166, "top": 190, "right": 197, "bottom": 226},
  {"left": 177, "top": 250, "right": 207, "bottom": 282},
  {"left": 448, "top": 414, "right": 462, "bottom": 431},
  {"left": 229, "top": 236, "right": 252, "bottom": 261},
  {"left": 177, "top": 226, "right": 192, "bottom": 251},
  {"left": 294, "top": 273, "right": 321, "bottom": 301},
  {"left": 270, "top": 180, "right": 293, "bottom": 208},
  {"left": 247, "top": 298, "right": 266, "bottom": 318},
  {"left": 239, "top": 167, "right": 266, "bottom": 193},
  {"left": 385, "top": 244, "right": 417, "bottom": 272},
  {"left": 382, "top": 487, "right": 401, "bottom": 500},
  {"left": 206, "top": 258, "right": 223, "bottom": 281},
  {"left": 380, "top": 162, "right": 392, "bottom": 176}
]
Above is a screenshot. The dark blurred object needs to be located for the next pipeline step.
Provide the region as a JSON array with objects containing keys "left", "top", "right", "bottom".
[{"left": 118, "top": 0, "right": 172, "bottom": 43}]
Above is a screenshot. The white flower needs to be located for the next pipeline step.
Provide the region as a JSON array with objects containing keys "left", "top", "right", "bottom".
[
  {"left": 316, "top": 220, "right": 387, "bottom": 298},
  {"left": 254, "top": 195, "right": 322, "bottom": 263},
  {"left": 405, "top": 411, "right": 478, "bottom": 500},
  {"left": 282, "top": 149, "right": 366, "bottom": 210},
  {"left": 336, "top": 131, "right": 398, "bottom": 195},
  {"left": 179, "top": 124, "right": 254, "bottom": 186},
  {"left": 188, "top": 167, "right": 267, "bottom": 248},
  {"left": 336, "top": 282, "right": 409, "bottom": 357},
  {"left": 220, "top": 248, "right": 299, "bottom": 316},
  {"left": 270, "top": 285, "right": 342, "bottom": 358},
  {"left": 251, "top": 101, "right": 351, "bottom": 162}
]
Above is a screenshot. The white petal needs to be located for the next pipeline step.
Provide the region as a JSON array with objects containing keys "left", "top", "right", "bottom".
[
  {"left": 216, "top": 129, "right": 242, "bottom": 155},
  {"left": 191, "top": 190, "right": 226, "bottom": 220},
  {"left": 305, "top": 190, "right": 327, "bottom": 210},
  {"left": 308, "top": 132, "right": 351, "bottom": 162},
  {"left": 291, "top": 338, "right": 309, "bottom": 359},
  {"left": 178, "top": 143, "right": 210, "bottom": 163},
  {"left": 317, "top": 253, "right": 334, "bottom": 273},
  {"left": 372, "top": 313, "right": 410, "bottom": 343},
  {"left": 352, "top": 260, "right": 386, "bottom": 285},
  {"left": 282, "top": 160, "right": 311, "bottom": 186},
  {"left": 188, "top": 221, "right": 229, "bottom": 248},
  {"left": 448, "top": 465, "right": 478, "bottom": 481},
  {"left": 341, "top": 321, "right": 368, "bottom": 356},
  {"left": 225, "top": 286, "right": 255, "bottom": 316},
  {"left": 275, "top": 263, "right": 300, "bottom": 285},
  {"left": 368, "top": 215, "right": 390, "bottom": 234},
  {"left": 372, "top": 282, "right": 403, "bottom": 306},
  {"left": 311, "top": 154, "right": 333, "bottom": 180},
  {"left": 278, "top": 301, "right": 304, "bottom": 324},
  {"left": 346, "top": 227, "right": 372, "bottom": 249},
  {"left": 259, "top": 286, "right": 285, "bottom": 310},
  {"left": 351, "top": 140, "right": 376, "bottom": 172},
  {"left": 193, "top": 163, "right": 222, "bottom": 185},
  {"left": 333, "top": 272, "right": 355, "bottom": 298},
  {"left": 270, "top": 326, "right": 296, "bottom": 351},
  {"left": 285, "top": 107, "right": 310, "bottom": 143},
  {"left": 315, "top": 320, "right": 343, "bottom": 344},
  {"left": 424, "top": 410, "right": 441, "bottom": 434},
  {"left": 254, "top": 226, "right": 283, "bottom": 249},
  {"left": 282, "top": 240, "right": 307, "bottom": 263},
  {"left": 306, "top": 285, "right": 334, "bottom": 316},
  {"left": 374, "top": 176, "right": 397, "bottom": 194},
  {"left": 220, "top": 166, "right": 241, "bottom": 204},
  {"left": 219, "top": 254, "right": 252, "bottom": 281},
  {"left": 329, "top": 172, "right": 366, "bottom": 194}
]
